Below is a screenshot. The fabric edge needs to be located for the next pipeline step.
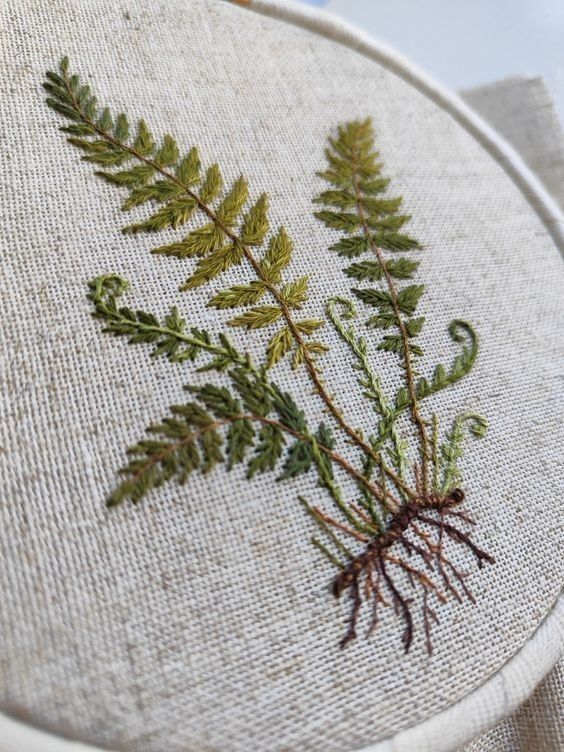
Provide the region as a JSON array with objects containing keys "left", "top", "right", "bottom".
[{"left": 459, "top": 74, "right": 544, "bottom": 100}]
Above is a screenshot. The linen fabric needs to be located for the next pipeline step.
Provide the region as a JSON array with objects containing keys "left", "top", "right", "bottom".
[
  {"left": 457, "top": 75, "right": 564, "bottom": 752},
  {"left": 462, "top": 76, "right": 564, "bottom": 213},
  {"left": 0, "top": 1, "right": 562, "bottom": 751},
  {"left": 462, "top": 657, "right": 564, "bottom": 752}
]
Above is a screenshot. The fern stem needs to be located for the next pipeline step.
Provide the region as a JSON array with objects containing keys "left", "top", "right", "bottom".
[
  {"left": 431, "top": 413, "right": 440, "bottom": 492},
  {"left": 61, "top": 72, "right": 413, "bottom": 504},
  {"left": 299, "top": 496, "right": 354, "bottom": 560},
  {"left": 147, "top": 325, "right": 228, "bottom": 356},
  {"left": 119, "top": 318, "right": 245, "bottom": 363},
  {"left": 308, "top": 434, "right": 393, "bottom": 528},
  {"left": 310, "top": 538, "right": 346, "bottom": 570},
  {"left": 311, "top": 507, "right": 369, "bottom": 542},
  {"left": 349, "top": 147, "right": 431, "bottom": 492}
]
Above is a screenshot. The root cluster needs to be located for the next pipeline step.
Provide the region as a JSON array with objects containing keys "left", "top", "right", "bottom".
[{"left": 329, "top": 489, "right": 495, "bottom": 652}]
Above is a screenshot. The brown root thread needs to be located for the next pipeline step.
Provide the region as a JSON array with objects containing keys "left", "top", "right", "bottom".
[{"left": 330, "top": 489, "right": 495, "bottom": 652}]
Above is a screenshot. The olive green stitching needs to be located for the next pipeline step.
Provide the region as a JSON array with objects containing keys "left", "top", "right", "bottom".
[
  {"left": 316, "top": 119, "right": 430, "bottom": 491},
  {"left": 44, "top": 58, "right": 495, "bottom": 653},
  {"left": 313, "top": 120, "right": 493, "bottom": 649}
]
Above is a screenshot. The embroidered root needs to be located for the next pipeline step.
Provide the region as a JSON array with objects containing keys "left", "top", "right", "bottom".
[{"left": 329, "top": 489, "right": 494, "bottom": 652}]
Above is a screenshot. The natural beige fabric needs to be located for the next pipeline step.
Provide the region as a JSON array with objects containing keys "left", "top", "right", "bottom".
[
  {"left": 462, "top": 658, "right": 564, "bottom": 752},
  {"left": 456, "top": 75, "right": 564, "bottom": 752},
  {"left": 0, "top": 1, "right": 563, "bottom": 751},
  {"left": 462, "top": 76, "right": 564, "bottom": 212}
]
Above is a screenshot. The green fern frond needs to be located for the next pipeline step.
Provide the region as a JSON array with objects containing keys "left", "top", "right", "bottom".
[
  {"left": 315, "top": 118, "right": 485, "bottom": 496},
  {"left": 108, "top": 369, "right": 347, "bottom": 507},
  {"left": 44, "top": 58, "right": 324, "bottom": 370},
  {"left": 107, "top": 404, "right": 223, "bottom": 506},
  {"left": 415, "top": 321, "right": 479, "bottom": 400},
  {"left": 440, "top": 413, "right": 488, "bottom": 493},
  {"left": 315, "top": 119, "right": 424, "bottom": 359},
  {"left": 87, "top": 274, "right": 246, "bottom": 369}
]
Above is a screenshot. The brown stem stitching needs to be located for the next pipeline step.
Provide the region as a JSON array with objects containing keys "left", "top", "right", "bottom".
[{"left": 349, "top": 142, "right": 431, "bottom": 493}]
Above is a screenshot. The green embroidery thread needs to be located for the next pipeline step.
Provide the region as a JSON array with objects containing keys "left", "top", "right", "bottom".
[{"left": 44, "top": 58, "right": 494, "bottom": 653}]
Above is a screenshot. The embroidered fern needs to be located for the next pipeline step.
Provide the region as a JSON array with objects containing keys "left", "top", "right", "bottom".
[
  {"left": 313, "top": 120, "right": 494, "bottom": 649},
  {"left": 45, "top": 57, "right": 325, "bottom": 373},
  {"left": 45, "top": 58, "right": 495, "bottom": 655},
  {"left": 88, "top": 275, "right": 247, "bottom": 369},
  {"left": 315, "top": 120, "right": 482, "bottom": 492}
]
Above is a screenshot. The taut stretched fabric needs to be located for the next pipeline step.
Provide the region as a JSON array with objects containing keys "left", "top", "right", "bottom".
[{"left": 0, "top": 1, "right": 562, "bottom": 751}]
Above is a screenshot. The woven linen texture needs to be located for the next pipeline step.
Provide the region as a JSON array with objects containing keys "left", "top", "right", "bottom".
[
  {"left": 0, "top": 1, "right": 563, "bottom": 750},
  {"left": 454, "top": 74, "right": 564, "bottom": 752},
  {"left": 462, "top": 76, "right": 564, "bottom": 213},
  {"left": 462, "top": 657, "right": 564, "bottom": 752},
  {"left": 455, "top": 75, "right": 564, "bottom": 752}
]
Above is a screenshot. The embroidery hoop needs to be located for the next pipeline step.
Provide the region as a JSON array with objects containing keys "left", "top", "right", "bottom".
[{"left": 1, "top": 1, "right": 562, "bottom": 750}]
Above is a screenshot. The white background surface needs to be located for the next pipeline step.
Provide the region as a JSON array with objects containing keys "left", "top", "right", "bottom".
[{"left": 313, "top": 0, "right": 564, "bottom": 118}]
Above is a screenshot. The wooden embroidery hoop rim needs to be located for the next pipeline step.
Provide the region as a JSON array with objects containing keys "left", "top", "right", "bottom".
[{"left": 3, "top": 1, "right": 562, "bottom": 750}]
